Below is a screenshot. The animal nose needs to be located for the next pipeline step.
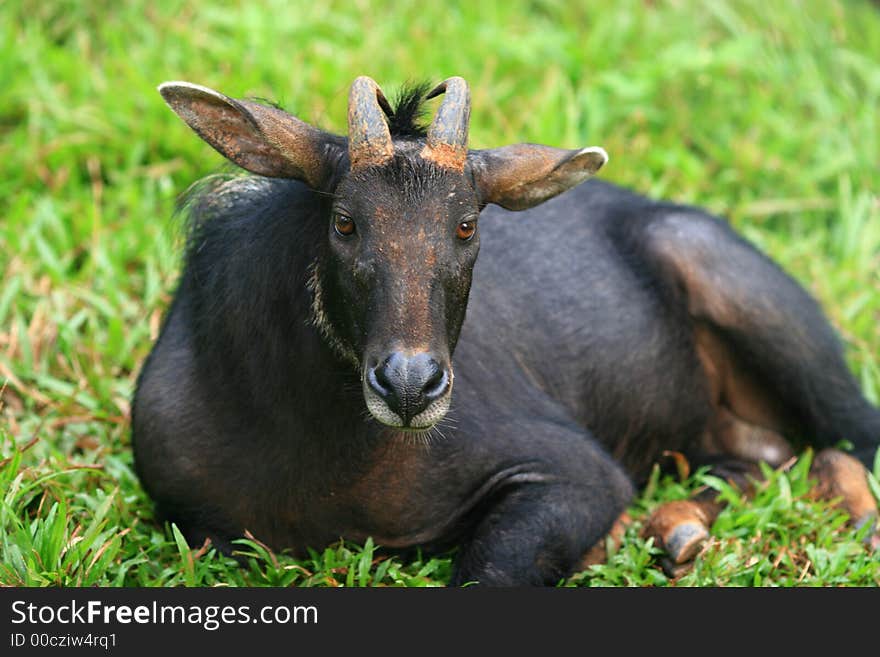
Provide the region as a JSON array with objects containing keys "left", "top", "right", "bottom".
[{"left": 367, "top": 352, "right": 450, "bottom": 426}]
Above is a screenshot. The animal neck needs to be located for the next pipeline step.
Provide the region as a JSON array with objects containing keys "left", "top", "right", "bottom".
[
  {"left": 182, "top": 182, "right": 367, "bottom": 432},
  {"left": 306, "top": 260, "right": 360, "bottom": 369}
]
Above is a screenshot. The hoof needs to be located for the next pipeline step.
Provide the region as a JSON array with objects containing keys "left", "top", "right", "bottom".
[
  {"left": 659, "top": 557, "right": 694, "bottom": 579},
  {"left": 642, "top": 500, "right": 712, "bottom": 566},
  {"left": 665, "top": 521, "right": 709, "bottom": 564}
]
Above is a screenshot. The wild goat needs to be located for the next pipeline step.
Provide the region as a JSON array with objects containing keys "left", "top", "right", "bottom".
[{"left": 133, "top": 76, "right": 880, "bottom": 585}]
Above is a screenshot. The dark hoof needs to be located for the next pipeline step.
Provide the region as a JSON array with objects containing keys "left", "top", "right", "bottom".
[
  {"left": 665, "top": 521, "right": 709, "bottom": 564},
  {"left": 659, "top": 557, "right": 693, "bottom": 579},
  {"left": 642, "top": 500, "right": 712, "bottom": 567}
]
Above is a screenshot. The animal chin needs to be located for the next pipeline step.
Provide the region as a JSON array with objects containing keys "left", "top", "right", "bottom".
[
  {"left": 409, "top": 394, "right": 452, "bottom": 429},
  {"left": 362, "top": 384, "right": 452, "bottom": 431}
]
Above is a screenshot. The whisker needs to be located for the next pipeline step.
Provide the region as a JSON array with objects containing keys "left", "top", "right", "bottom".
[{"left": 435, "top": 414, "right": 459, "bottom": 431}]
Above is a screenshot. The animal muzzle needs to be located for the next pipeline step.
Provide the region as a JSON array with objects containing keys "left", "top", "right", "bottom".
[{"left": 363, "top": 351, "right": 453, "bottom": 429}]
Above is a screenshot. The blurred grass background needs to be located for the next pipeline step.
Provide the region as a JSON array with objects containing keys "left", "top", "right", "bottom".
[{"left": 1, "top": 0, "right": 878, "bottom": 586}]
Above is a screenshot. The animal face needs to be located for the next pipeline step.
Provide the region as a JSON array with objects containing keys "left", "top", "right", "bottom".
[
  {"left": 319, "top": 154, "right": 480, "bottom": 428},
  {"left": 157, "top": 75, "right": 606, "bottom": 430}
]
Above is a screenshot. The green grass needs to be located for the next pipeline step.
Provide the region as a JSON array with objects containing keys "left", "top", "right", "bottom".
[{"left": 1, "top": 0, "right": 879, "bottom": 587}]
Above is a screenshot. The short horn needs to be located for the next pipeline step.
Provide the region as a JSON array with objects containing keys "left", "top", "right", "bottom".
[
  {"left": 421, "top": 77, "right": 470, "bottom": 171},
  {"left": 348, "top": 76, "right": 394, "bottom": 169}
]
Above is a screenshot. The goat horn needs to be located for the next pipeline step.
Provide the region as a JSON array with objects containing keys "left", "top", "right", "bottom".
[
  {"left": 421, "top": 77, "right": 470, "bottom": 171},
  {"left": 348, "top": 76, "right": 394, "bottom": 169}
]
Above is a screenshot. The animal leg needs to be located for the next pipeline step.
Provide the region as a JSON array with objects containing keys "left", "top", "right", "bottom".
[
  {"left": 643, "top": 446, "right": 879, "bottom": 574},
  {"left": 578, "top": 512, "right": 631, "bottom": 569},
  {"left": 810, "top": 448, "right": 879, "bottom": 548},
  {"left": 640, "top": 462, "right": 758, "bottom": 575},
  {"left": 704, "top": 406, "right": 795, "bottom": 467},
  {"left": 642, "top": 210, "right": 880, "bottom": 467},
  {"left": 450, "top": 428, "right": 634, "bottom": 586},
  {"left": 451, "top": 480, "right": 631, "bottom": 586},
  {"left": 642, "top": 498, "right": 721, "bottom": 567},
  {"left": 578, "top": 417, "right": 775, "bottom": 571},
  {"left": 707, "top": 410, "right": 879, "bottom": 542},
  {"left": 639, "top": 406, "right": 777, "bottom": 570}
]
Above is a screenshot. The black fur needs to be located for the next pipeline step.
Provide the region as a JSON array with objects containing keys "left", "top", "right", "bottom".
[
  {"left": 386, "top": 82, "right": 432, "bottom": 138},
  {"left": 133, "top": 89, "right": 880, "bottom": 587}
]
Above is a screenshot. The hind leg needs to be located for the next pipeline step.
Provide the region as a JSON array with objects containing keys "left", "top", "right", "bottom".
[
  {"left": 641, "top": 209, "right": 880, "bottom": 467},
  {"left": 642, "top": 451, "right": 759, "bottom": 572},
  {"left": 579, "top": 421, "right": 878, "bottom": 571},
  {"left": 588, "top": 210, "right": 879, "bottom": 572},
  {"left": 642, "top": 414, "right": 879, "bottom": 571},
  {"left": 811, "top": 448, "right": 879, "bottom": 547}
]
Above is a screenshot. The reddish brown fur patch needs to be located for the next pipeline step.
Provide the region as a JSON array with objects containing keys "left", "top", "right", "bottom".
[
  {"left": 579, "top": 512, "right": 631, "bottom": 568},
  {"left": 420, "top": 142, "right": 467, "bottom": 171},
  {"left": 641, "top": 499, "right": 720, "bottom": 564},
  {"left": 646, "top": 220, "right": 748, "bottom": 328},
  {"left": 649, "top": 220, "right": 801, "bottom": 441},
  {"left": 694, "top": 324, "right": 790, "bottom": 435},
  {"left": 810, "top": 448, "right": 878, "bottom": 525},
  {"left": 703, "top": 407, "right": 795, "bottom": 467},
  {"left": 642, "top": 500, "right": 717, "bottom": 538},
  {"left": 641, "top": 448, "right": 879, "bottom": 568},
  {"left": 349, "top": 134, "right": 393, "bottom": 170}
]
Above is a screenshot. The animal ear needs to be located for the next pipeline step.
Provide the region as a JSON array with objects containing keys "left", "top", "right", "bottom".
[
  {"left": 468, "top": 144, "right": 608, "bottom": 211},
  {"left": 158, "top": 81, "right": 341, "bottom": 189}
]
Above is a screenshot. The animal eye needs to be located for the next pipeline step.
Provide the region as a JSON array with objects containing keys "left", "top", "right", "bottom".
[
  {"left": 456, "top": 220, "right": 476, "bottom": 241},
  {"left": 333, "top": 213, "right": 356, "bottom": 237}
]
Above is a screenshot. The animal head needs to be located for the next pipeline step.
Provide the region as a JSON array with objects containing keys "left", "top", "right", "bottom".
[{"left": 159, "top": 76, "right": 607, "bottom": 431}]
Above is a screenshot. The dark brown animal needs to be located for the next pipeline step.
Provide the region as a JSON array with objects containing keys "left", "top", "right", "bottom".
[{"left": 132, "top": 76, "right": 879, "bottom": 585}]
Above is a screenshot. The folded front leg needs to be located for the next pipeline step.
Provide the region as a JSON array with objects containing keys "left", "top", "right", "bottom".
[{"left": 450, "top": 453, "right": 634, "bottom": 586}]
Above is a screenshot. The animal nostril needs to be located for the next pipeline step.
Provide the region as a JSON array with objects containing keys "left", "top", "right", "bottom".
[
  {"left": 423, "top": 365, "right": 449, "bottom": 401},
  {"left": 365, "top": 352, "right": 451, "bottom": 426},
  {"left": 367, "top": 360, "right": 394, "bottom": 400}
]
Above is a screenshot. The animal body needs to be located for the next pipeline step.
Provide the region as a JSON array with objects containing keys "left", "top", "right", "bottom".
[{"left": 133, "top": 76, "right": 880, "bottom": 585}]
